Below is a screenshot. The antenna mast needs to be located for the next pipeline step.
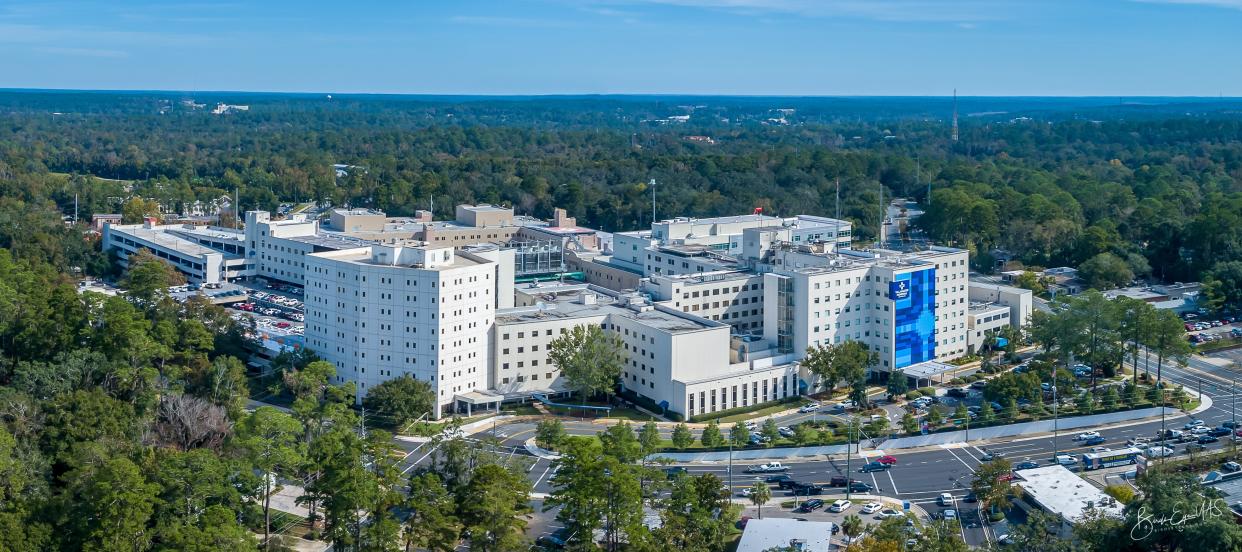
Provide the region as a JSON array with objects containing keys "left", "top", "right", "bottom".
[{"left": 951, "top": 89, "right": 959, "bottom": 142}]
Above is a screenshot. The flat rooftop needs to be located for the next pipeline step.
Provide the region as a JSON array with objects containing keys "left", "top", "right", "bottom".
[
  {"left": 657, "top": 213, "right": 781, "bottom": 226},
  {"left": 497, "top": 289, "right": 717, "bottom": 334},
  {"left": 969, "top": 301, "right": 1011, "bottom": 314},
  {"left": 286, "top": 233, "right": 374, "bottom": 250},
  {"left": 736, "top": 518, "right": 833, "bottom": 552},
  {"left": 111, "top": 225, "right": 223, "bottom": 258},
  {"left": 174, "top": 226, "right": 246, "bottom": 241},
  {"left": 1016, "top": 465, "right": 1124, "bottom": 523},
  {"left": 309, "top": 246, "right": 484, "bottom": 271}
]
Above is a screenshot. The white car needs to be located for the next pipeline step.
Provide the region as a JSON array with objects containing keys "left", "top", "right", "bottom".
[
  {"left": 799, "top": 403, "right": 820, "bottom": 413},
  {"left": 1190, "top": 426, "right": 1211, "bottom": 435},
  {"left": 838, "top": 400, "right": 858, "bottom": 410},
  {"left": 877, "top": 508, "right": 903, "bottom": 519},
  {"left": 938, "top": 493, "right": 954, "bottom": 506},
  {"left": 1075, "top": 431, "right": 1101, "bottom": 441},
  {"left": 1185, "top": 419, "right": 1206, "bottom": 429},
  {"left": 1145, "top": 446, "right": 1174, "bottom": 458},
  {"left": 778, "top": 426, "right": 795, "bottom": 438},
  {"left": 744, "top": 420, "right": 758, "bottom": 430},
  {"left": 1090, "top": 446, "right": 1112, "bottom": 453},
  {"left": 943, "top": 509, "right": 958, "bottom": 520},
  {"left": 737, "top": 488, "right": 753, "bottom": 498},
  {"left": 1127, "top": 437, "right": 1152, "bottom": 447},
  {"left": 829, "top": 499, "right": 853, "bottom": 513},
  {"left": 861, "top": 502, "right": 882, "bottom": 514}
]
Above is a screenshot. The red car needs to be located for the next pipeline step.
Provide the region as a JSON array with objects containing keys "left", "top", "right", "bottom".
[{"left": 878, "top": 455, "right": 898, "bottom": 465}]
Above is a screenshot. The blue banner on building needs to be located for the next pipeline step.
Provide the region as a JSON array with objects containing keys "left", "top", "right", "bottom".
[{"left": 892, "top": 268, "right": 936, "bottom": 369}]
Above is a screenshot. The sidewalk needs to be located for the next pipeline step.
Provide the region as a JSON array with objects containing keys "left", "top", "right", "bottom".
[
  {"left": 644, "top": 395, "right": 1206, "bottom": 462},
  {"left": 648, "top": 443, "right": 857, "bottom": 463}
]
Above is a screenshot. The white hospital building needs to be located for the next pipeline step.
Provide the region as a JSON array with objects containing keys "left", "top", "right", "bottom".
[{"left": 102, "top": 206, "right": 1030, "bottom": 419}]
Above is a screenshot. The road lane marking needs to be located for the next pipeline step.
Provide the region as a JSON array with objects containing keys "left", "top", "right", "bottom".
[
  {"left": 886, "top": 469, "right": 899, "bottom": 495},
  {"left": 534, "top": 464, "right": 556, "bottom": 488}
]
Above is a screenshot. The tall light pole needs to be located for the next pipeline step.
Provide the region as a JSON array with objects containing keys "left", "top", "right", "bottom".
[
  {"left": 1051, "top": 376, "right": 1059, "bottom": 460},
  {"left": 728, "top": 438, "right": 734, "bottom": 491},
  {"left": 649, "top": 178, "right": 656, "bottom": 226},
  {"left": 845, "top": 417, "right": 854, "bottom": 501}
]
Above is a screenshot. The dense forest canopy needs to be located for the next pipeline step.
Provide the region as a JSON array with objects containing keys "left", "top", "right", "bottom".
[
  {"left": 0, "top": 90, "right": 1240, "bottom": 549},
  {"left": 2, "top": 90, "right": 1241, "bottom": 284}
]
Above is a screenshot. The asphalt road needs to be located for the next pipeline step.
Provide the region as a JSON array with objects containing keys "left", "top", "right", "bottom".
[{"left": 388, "top": 345, "right": 1242, "bottom": 547}]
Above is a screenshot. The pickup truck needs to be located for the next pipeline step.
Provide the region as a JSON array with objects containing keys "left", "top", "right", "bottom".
[{"left": 746, "top": 462, "right": 789, "bottom": 473}]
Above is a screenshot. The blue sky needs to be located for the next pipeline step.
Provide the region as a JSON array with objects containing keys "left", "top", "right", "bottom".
[{"left": 1, "top": 0, "right": 1241, "bottom": 95}]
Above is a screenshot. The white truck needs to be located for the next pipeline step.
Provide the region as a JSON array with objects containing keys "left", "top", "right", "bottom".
[{"left": 745, "top": 462, "right": 789, "bottom": 473}]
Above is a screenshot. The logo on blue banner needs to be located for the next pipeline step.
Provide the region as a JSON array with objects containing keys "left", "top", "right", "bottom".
[{"left": 890, "top": 280, "right": 910, "bottom": 300}]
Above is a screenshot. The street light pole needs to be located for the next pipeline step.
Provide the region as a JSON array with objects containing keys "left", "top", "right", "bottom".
[
  {"left": 1051, "top": 376, "right": 1059, "bottom": 459},
  {"left": 728, "top": 439, "right": 734, "bottom": 491},
  {"left": 846, "top": 417, "right": 854, "bottom": 501}
]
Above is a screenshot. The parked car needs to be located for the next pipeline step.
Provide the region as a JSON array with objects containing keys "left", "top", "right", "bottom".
[
  {"left": 1199, "top": 435, "right": 1220, "bottom": 444},
  {"left": 971, "top": 381, "right": 988, "bottom": 389},
  {"left": 1211, "top": 427, "right": 1233, "bottom": 437},
  {"left": 799, "top": 403, "right": 820, "bottom": 413},
  {"left": 947, "top": 388, "right": 970, "bottom": 398},
  {"left": 795, "top": 499, "right": 825, "bottom": 513},
  {"left": 861, "top": 502, "right": 882, "bottom": 514},
  {"left": 829, "top": 500, "right": 854, "bottom": 513},
  {"left": 877, "top": 508, "right": 904, "bottom": 519},
  {"left": 536, "top": 527, "right": 572, "bottom": 549},
  {"left": 1224, "top": 461, "right": 1242, "bottom": 473},
  {"left": 778, "top": 426, "right": 795, "bottom": 438},
  {"left": 1186, "top": 443, "right": 1207, "bottom": 453}
]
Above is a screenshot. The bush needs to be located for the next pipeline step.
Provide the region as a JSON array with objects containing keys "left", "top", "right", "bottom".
[
  {"left": 917, "top": 387, "right": 935, "bottom": 396},
  {"left": 904, "top": 391, "right": 920, "bottom": 401},
  {"left": 950, "top": 378, "right": 964, "bottom": 385},
  {"left": 1104, "top": 484, "right": 1136, "bottom": 504}
]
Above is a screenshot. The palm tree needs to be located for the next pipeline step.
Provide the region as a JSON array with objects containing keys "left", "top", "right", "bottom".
[
  {"left": 841, "top": 514, "right": 864, "bottom": 544},
  {"left": 749, "top": 481, "right": 771, "bottom": 519}
]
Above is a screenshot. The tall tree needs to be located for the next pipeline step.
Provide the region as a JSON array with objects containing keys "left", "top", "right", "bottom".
[
  {"left": 547, "top": 325, "right": 624, "bottom": 405},
  {"left": 238, "top": 407, "right": 304, "bottom": 550},
  {"left": 404, "top": 473, "right": 461, "bottom": 552},
  {"left": 457, "top": 463, "right": 532, "bottom": 552},
  {"left": 361, "top": 374, "right": 435, "bottom": 428}
]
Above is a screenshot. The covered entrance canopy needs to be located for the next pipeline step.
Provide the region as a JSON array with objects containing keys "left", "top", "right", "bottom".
[
  {"left": 454, "top": 389, "right": 505, "bottom": 417},
  {"left": 901, "top": 360, "right": 958, "bottom": 388}
]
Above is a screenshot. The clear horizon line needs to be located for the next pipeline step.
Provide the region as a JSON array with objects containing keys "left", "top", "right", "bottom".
[{"left": 1, "top": 87, "right": 1240, "bottom": 100}]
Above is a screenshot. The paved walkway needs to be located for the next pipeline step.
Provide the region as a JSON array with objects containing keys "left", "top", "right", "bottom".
[
  {"left": 648, "top": 443, "right": 857, "bottom": 463},
  {"left": 881, "top": 407, "right": 1175, "bottom": 449}
]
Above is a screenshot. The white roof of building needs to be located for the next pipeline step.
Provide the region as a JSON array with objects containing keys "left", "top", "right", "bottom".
[
  {"left": 900, "top": 360, "right": 957, "bottom": 379},
  {"left": 110, "top": 225, "right": 220, "bottom": 258},
  {"left": 736, "top": 518, "right": 834, "bottom": 552},
  {"left": 1016, "top": 465, "right": 1124, "bottom": 523}
]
